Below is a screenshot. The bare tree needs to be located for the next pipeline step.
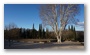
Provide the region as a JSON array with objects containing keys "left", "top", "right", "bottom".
[
  {"left": 4, "top": 23, "right": 18, "bottom": 46},
  {"left": 39, "top": 4, "right": 80, "bottom": 43},
  {"left": 4, "top": 23, "right": 17, "bottom": 30}
]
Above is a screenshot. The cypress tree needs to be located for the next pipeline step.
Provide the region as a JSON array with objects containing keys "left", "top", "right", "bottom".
[
  {"left": 32, "top": 24, "right": 34, "bottom": 30},
  {"left": 73, "top": 26, "right": 76, "bottom": 40},
  {"left": 22, "top": 28, "right": 26, "bottom": 38},
  {"left": 39, "top": 24, "right": 42, "bottom": 39},
  {"left": 73, "top": 26, "right": 75, "bottom": 32},
  {"left": 32, "top": 23, "right": 35, "bottom": 38},
  {"left": 41, "top": 24, "right": 43, "bottom": 38},
  {"left": 39, "top": 24, "right": 40, "bottom": 39},
  {"left": 68, "top": 25, "right": 70, "bottom": 30},
  {"left": 42, "top": 28, "right": 45, "bottom": 39},
  {"left": 46, "top": 28, "right": 49, "bottom": 39},
  {"left": 19, "top": 28, "right": 22, "bottom": 39},
  {"left": 71, "top": 25, "right": 73, "bottom": 31}
]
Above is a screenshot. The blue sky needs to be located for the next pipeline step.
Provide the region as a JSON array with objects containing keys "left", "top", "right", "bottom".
[{"left": 4, "top": 4, "right": 84, "bottom": 31}]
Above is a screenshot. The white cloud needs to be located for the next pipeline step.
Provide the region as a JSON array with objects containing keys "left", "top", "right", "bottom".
[
  {"left": 75, "top": 21, "right": 84, "bottom": 31},
  {"left": 76, "top": 21, "right": 84, "bottom": 26}
]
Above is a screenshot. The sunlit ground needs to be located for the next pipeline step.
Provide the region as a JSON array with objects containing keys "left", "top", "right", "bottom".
[{"left": 4, "top": 40, "right": 84, "bottom": 49}]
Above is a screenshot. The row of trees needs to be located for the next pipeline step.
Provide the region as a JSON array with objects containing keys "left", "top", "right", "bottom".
[
  {"left": 62, "top": 25, "right": 84, "bottom": 42},
  {"left": 4, "top": 23, "right": 84, "bottom": 42},
  {"left": 4, "top": 23, "right": 55, "bottom": 40},
  {"left": 62, "top": 25, "right": 76, "bottom": 41}
]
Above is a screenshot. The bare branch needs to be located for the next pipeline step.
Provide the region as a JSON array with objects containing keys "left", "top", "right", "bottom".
[{"left": 39, "top": 4, "right": 80, "bottom": 43}]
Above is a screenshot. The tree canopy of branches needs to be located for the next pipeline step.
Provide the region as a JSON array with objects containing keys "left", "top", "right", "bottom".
[{"left": 39, "top": 4, "right": 80, "bottom": 43}]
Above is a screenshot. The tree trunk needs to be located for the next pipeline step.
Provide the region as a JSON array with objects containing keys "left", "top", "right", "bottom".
[
  {"left": 57, "top": 35, "right": 61, "bottom": 43},
  {"left": 57, "top": 27, "right": 62, "bottom": 43}
]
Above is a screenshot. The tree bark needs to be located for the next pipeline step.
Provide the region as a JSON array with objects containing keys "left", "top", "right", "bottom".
[
  {"left": 57, "top": 35, "right": 61, "bottom": 43},
  {"left": 57, "top": 27, "right": 62, "bottom": 43}
]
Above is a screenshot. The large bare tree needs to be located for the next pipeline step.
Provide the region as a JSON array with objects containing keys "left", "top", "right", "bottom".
[{"left": 39, "top": 4, "right": 80, "bottom": 43}]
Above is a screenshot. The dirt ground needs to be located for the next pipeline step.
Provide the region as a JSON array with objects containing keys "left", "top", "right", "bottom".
[{"left": 4, "top": 40, "right": 84, "bottom": 49}]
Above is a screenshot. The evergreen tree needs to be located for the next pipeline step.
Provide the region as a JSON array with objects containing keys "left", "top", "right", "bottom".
[
  {"left": 68, "top": 25, "right": 70, "bottom": 30},
  {"left": 33, "top": 23, "right": 35, "bottom": 30},
  {"left": 19, "top": 28, "right": 22, "bottom": 39},
  {"left": 71, "top": 25, "right": 73, "bottom": 31},
  {"left": 40, "top": 24, "right": 43, "bottom": 38},
  {"left": 46, "top": 28, "right": 49, "bottom": 39},
  {"left": 39, "top": 24, "right": 42, "bottom": 39},
  {"left": 32, "top": 23, "right": 35, "bottom": 38},
  {"left": 38, "top": 24, "right": 40, "bottom": 39},
  {"left": 71, "top": 25, "right": 76, "bottom": 40},
  {"left": 67, "top": 25, "right": 77, "bottom": 41},
  {"left": 73, "top": 26, "right": 76, "bottom": 40},
  {"left": 26, "top": 29, "right": 30, "bottom": 38},
  {"left": 22, "top": 28, "right": 26, "bottom": 38},
  {"left": 42, "top": 28, "right": 45, "bottom": 39},
  {"left": 73, "top": 26, "right": 75, "bottom": 32}
]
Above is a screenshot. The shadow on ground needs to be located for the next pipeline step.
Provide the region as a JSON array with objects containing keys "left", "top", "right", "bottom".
[{"left": 4, "top": 41, "right": 84, "bottom": 49}]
